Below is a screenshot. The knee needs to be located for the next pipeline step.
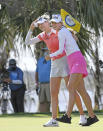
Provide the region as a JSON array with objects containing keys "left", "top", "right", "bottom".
[
  {"left": 51, "top": 88, "right": 59, "bottom": 98},
  {"left": 68, "top": 86, "right": 75, "bottom": 94}
]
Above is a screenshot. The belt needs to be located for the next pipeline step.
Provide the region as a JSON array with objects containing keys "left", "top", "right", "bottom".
[{"left": 40, "top": 82, "right": 49, "bottom": 84}]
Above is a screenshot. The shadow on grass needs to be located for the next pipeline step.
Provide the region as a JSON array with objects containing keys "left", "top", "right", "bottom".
[
  {"left": 0, "top": 110, "right": 103, "bottom": 118},
  {"left": 0, "top": 112, "right": 52, "bottom": 118}
]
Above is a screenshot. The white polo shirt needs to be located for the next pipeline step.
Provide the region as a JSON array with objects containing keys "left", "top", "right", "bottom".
[{"left": 50, "top": 26, "right": 80, "bottom": 57}]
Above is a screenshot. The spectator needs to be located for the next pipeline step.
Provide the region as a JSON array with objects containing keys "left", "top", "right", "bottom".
[
  {"left": 35, "top": 48, "right": 51, "bottom": 112},
  {"left": 4, "top": 59, "right": 25, "bottom": 113}
]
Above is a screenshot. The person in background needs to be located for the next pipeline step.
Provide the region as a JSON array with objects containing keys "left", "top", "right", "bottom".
[
  {"left": 4, "top": 59, "right": 25, "bottom": 113},
  {"left": 35, "top": 47, "right": 51, "bottom": 112}
]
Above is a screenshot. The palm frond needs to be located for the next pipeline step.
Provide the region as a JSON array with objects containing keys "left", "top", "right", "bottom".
[{"left": 79, "top": 0, "right": 103, "bottom": 35}]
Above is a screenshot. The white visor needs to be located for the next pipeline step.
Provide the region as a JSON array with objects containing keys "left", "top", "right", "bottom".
[
  {"left": 50, "top": 14, "right": 62, "bottom": 23},
  {"left": 37, "top": 17, "right": 47, "bottom": 25}
]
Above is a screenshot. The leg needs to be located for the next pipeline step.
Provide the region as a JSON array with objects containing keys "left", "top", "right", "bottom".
[
  {"left": 66, "top": 74, "right": 83, "bottom": 118},
  {"left": 64, "top": 75, "right": 84, "bottom": 115},
  {"left": 76, "top": 78, "right": 99, "bottom": 126},
  {"left": 11, "top": 91, "right": 18, "bottom": 113},
  {"left": 39, "top": 102, "right": 50, "bottom": 112},
  {"left": 50, "top": 77, "right": 62, "bottom": 119},
  {"left": 75, "top": 93, "right": 84, "bottom": 115},
  {"left": 64, "top": 75, "right": 87, "bottom": 124},
  {"left": 76, "top": 78, "right": 94, "bottom": 117},
  {"left": 38, "top": 84, "right": 46, "bottom": 112},
  {"left": 16, "top": 88, "right": 25, "bottom": 113},
  {"left": 45, "top": 83, "right": 51, "bottom": 112},
  {"left": 43, "top": 77, "right": 61, "bottom": 127}
]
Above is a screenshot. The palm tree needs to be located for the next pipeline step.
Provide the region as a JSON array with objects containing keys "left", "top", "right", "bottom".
[
  {"left": 0, "top": 0, "right": 103, "bottom": 109},
  {"left": 0, "top": 3, "right": 14, "bottom": 69}
]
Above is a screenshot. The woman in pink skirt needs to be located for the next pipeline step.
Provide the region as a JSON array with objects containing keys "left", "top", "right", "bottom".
[
  {"left": 25, "top": 16, "right": 87, "bottom": 127},
  {"left": 50, "top": 14, "right": 99, "bottom": 126}
]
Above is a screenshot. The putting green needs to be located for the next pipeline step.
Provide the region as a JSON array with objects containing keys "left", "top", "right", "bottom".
[{"left": 0, "top": 113, "right": 102, "bottom": 131}]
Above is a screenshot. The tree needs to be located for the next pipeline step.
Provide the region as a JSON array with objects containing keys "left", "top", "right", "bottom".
[
  {"left": 0, "top": 3, "right": 14, "bottom": 69},
  {"left": 0, "top": 0, "right": 103, "bottom": 109}
]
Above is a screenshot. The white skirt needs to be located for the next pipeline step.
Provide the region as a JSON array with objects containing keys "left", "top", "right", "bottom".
[{"left": 50, "top": 56, "right": 69, "bottom": 77}]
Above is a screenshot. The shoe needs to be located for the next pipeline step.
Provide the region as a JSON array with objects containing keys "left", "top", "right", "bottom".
[
  {"left": 79, "top": 115, "right": 87, "bottom": 125},
  {"left": 43, "top": 118, "right": 59, "bottom": 127},
  {"left": 56, "top": 114, "right": 71, "bottom": 124},
  {"left": 81, "top": 115, "right": 99, "bottom": 126}
]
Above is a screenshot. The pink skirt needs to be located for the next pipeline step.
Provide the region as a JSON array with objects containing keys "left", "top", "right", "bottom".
[{"left": 67, "top": 51, "right": 88, "bottom": 78}]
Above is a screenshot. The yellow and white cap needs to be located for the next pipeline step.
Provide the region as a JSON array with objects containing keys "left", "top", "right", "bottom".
[{"left": 50, "top": 14, "right": 62, "bottom": 23}]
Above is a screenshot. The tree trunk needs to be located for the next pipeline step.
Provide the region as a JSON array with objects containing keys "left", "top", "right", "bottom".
[{"left": 94, "top": 37, "right": 101, "bottom": 109}]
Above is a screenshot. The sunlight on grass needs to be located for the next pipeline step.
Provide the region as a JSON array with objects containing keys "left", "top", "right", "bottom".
[{"left": 0, "top": 113, "right": 102, "bottom": 131}]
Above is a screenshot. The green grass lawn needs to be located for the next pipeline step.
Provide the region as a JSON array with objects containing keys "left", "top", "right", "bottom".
[{"left": 0, "top": 112, "right": 102, "bottom": 131}]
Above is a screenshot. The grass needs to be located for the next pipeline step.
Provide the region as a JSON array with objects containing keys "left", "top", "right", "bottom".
[{"left": 0, "top": 112, "right": 103, "bottom": 131}]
